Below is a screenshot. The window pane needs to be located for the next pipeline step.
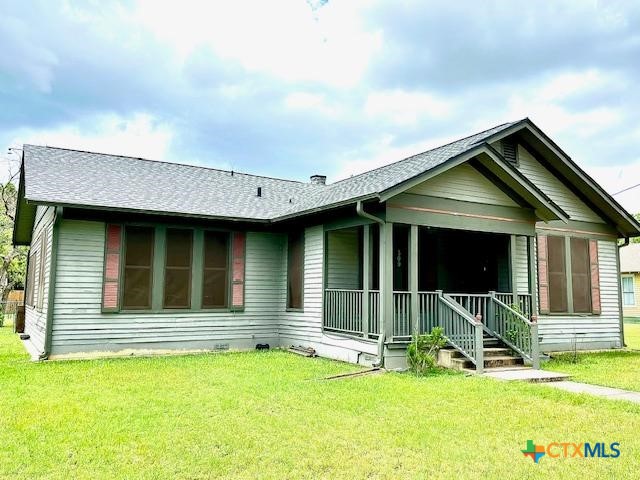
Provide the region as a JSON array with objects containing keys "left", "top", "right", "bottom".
[
  {"left": 123, "top": 267, "right": 152, "bottom": 309},
  {"left": 570, "top": 237, "right": 591, "bottom": 313},
  {"left": 202, "top": 231, "right": 229, "bottom": 308},
  {"left": 166, "top": 229, "right": 193, "bottom": 267},
  {"left": 125, "top": 227, "right": 154, "bottom": 267},
  {"left": 203, "top": 269, "right": 227, "bottom": 308},
  {"left": 164, "top": 268, "right": 191, "bottom": 308},
  {"left": 623, "top": 277, "right": 635, "bottom": 306},
  {"left": 204, "top": 231, "right": 229, "bottom": 268},
  {"left": 547, "top": 236, "right": 567, "bottom": 313},
  {"left": 287, "top": 232, "right": 304, "bottom": 309},
  {"left": 164, "top": 229, "right": 192, "bottom": 309},
  {"left": 123, "top": 226, "right": 154, "bottom": 309}
]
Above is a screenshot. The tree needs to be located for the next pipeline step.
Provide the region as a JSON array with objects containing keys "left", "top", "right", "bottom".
[{"left": 0, "top": 173, "right": 27, "bottom": 300}]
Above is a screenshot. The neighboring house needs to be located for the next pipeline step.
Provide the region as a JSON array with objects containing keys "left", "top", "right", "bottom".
[
  {"left": 620, "top": 243, "right": 640, "bottom": 319},
  {"left": 13, "top": 118, "right": 640, "bottom": 371}
]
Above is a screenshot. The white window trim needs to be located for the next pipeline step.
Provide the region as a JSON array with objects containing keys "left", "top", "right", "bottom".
[{"left": 622, "top": 275, "right": 635, "bottom": 307}]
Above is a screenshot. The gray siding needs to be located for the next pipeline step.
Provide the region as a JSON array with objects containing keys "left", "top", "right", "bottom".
[
  {"left": 50, "top": 219, "right": 285, "bottom": 355},
  {"left": 24, "top": 205, "right": 55, "bottom": 355},
  {"left": 279, "top": 226, "right": 324, "bottom": 342},
  {"left": 406, "top": 163, "right": 518, "bottom": 207},
  {"left": 514, "top": 235, "right": 529, "bottom": 295},
  {"left": 517, "top": 146, "right": 604, "bottom": 223}
]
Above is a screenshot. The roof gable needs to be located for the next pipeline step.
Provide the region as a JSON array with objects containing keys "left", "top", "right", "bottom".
[{"left": 405, "top": 163, "right": 519, "bottom": 207}]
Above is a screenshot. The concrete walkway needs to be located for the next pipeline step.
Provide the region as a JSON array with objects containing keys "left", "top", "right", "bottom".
[
  {"left": 482, "top": 367, "right": 570, "bottom": 383},
  {"left": 542, "top": 381, "right": 640, "bottom": 404}
]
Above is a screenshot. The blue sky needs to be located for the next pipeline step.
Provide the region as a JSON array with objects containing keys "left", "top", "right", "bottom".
[{"left": 1, "top": 0, "right": 640, "bottom": 211}]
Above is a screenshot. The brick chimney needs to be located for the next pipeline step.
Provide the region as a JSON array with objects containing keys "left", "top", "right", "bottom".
[{"left": 310, "top": 175, "right": 326, "bottom": 185}]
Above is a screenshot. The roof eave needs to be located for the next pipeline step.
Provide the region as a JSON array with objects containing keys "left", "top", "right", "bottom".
[{"left": 22, "top": 199, "right": 273, "bottom": 225}]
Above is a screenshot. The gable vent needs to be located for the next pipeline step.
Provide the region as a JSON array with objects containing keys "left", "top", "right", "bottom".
[{"left": 501, "top": 138, "right": 518, "bottom": 166}]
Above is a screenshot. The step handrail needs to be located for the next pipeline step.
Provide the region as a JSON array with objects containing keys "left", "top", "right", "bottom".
[
  {"left": 487, "top": 293, "right": 540, "bottom": 369},
  {"left": 491, "top": 296, "right": 534, "bottom": 325},
  {"left": 437, "top": 293, "right": 484, "bottom": 373}
]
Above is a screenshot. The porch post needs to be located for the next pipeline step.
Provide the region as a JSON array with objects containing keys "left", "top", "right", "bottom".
[
  {"left": 510, "top": 234, "right": 518, "bottom": 306},
  {"left": 362, "top": 224, "right": 370, "bottom": 339},
  {"left": 381, "top": 222, "right": 394, "bottom": 341},
  {"left": 410, "top": 225, "right": 419, "bottom": 335},
  {"left": 527, "top": 235, "right": 538, "bottom": 317}
]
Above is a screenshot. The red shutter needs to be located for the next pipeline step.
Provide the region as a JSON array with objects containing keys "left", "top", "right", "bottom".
[
  {"left": 589, "top": 239, "right": 601, "bottom": 315},
  {"left": 231, "top": 232, "right": 246, "bottom": 310},
  {"left": 102, "top": 224, "right": 122, "bottom": 312},
  {"left": 537, "top": 234, "right": 550, "bottom": 314}
]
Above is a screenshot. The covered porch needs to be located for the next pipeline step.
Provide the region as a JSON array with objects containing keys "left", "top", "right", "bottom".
[{"left": 322, "top": 223, "right": 540, "bottom": 371}]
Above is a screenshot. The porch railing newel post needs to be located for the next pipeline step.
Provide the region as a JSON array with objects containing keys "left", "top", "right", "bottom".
[
  {"left": 487, "top": 291, "right": 496, "bottom": 332},
  {"left": 531, "top": 319, "right": 540, "bottom": 369},
  {"left": 475, "top": 321, "right": 484, "bottom": 374}
]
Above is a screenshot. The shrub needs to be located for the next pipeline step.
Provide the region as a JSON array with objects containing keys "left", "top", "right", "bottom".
[{"left": 406, "top": 327, "right": 447, "bottom": 375}]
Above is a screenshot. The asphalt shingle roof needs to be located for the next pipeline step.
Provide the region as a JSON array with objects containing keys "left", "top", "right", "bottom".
[{"left": 22, "top": 121, "right": 518, "bottom": 222}]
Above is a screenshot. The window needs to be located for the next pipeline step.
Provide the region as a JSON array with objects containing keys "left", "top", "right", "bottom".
[
  {"left": 202, "top": 231, "right": 229, "bottom": 308},
  {"left": 570, "top": 238, "right": 591, "bottom": 313},
  {"left": 123, "top": 226, "right": 154, "bottom": 309},
  {"left": 164, "top": 229, "right": 193, "bottom": 309},
  {"left": 548, "top": 236, "right": 567, "bottom": 313},
  {"left": 287, "top": 232, "right": 304, "bottom": 310},
  {"left": 546, "top": 235, "right": 596, "bottom": 314},
  {"left": 622, "top": 276, "right": 635, "bottom": 306}
]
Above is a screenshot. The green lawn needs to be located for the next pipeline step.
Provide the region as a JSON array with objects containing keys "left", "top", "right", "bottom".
[
  {"left": 543, "top": 323, "right": 640, "bottom": 392},
  {"left": 624, "top": 321, "right": 640, "bottom": 349},
  {"left": 1, "top": 327, "right": 639, "bottom": 479}
]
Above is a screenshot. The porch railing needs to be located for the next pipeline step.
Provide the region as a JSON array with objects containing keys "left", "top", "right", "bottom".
[
  {"left": 392, "top": 291, "right": 411, "bottom": 336},
  {"left": 418, "top": 291, "right": 439, "bottom": 334},
  {"left": 323, "top": 289, "right": 381, "bottom": 337},
  {"left": 368, "top": 290, "right": 380, "bottom": 337},
  {"left": 323, "top": 289, "right": 363, "bottom": 336},
  {"left": 447, "top": 293, "right": 490, "bottom": 322},
  {"left": 495, "top": 292, "right": 533, "bottom": 319},
  {"left": 486, "top": 293, "right": 539, "bottom": 369}
]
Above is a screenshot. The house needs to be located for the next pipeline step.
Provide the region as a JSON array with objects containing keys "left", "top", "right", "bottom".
[
  {"left": 13, "top": 118, "right": 640, "bottom": 371},
  {"left": 620, "top": 243, "right": 640, "bottom": 319}
]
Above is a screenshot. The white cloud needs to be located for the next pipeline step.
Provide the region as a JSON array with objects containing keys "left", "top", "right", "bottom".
[
  {"left": 331, "top": 129, "right": 468, "bottom": 181},
  {"left": 284, "top": 92, "right": 341, "bottom": 117},
  {"left": 364, "top": 90, "right": 454, "bottom": 126},
  {"left": 587, "top": 162, "right": 640, "bottom": 214},
  {"left": 0, "top": 16, "right": 58, "bottom": 92},
  {"left": 7, "top": 113, "right": 175, "bottom": 160},
  {"left": 133, "top": 0, "right": 381, "bottom": 87}
]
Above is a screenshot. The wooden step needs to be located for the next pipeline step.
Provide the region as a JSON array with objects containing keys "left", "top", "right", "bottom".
[
  {"left": 448, "top": 354, "right": 524, "bottom": 371},
  {"left": 483, "top": 347, "right": 513, "bottom": 357}
]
